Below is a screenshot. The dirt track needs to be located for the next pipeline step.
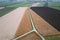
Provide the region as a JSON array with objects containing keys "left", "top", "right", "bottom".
[{"left": 17, "top": 32, "right": 41, "bottom": 40}]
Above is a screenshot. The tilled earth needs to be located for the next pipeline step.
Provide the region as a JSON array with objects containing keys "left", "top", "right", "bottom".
[
  {"left": 31, "top": 7, "right": 60, "bottom": 31},
  {"left": 15, "top": 7, "right": 60, "bottom": 40},
  {"left": 29, "top": 9, "right": 60, "bottom": 36}
]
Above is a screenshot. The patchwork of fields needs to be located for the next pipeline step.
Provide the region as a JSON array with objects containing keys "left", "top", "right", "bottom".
[
  {"left": 0, "top": 2, "right": 60, "bottom": 40},
  {"left": 0, "top": 2, "right": 60, "bottom": 17}
]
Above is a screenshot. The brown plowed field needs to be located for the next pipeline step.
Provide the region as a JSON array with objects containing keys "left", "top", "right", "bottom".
[
  {"left": 15, "top": 10, "right": 32, "bottom": 37},
  {"left": 29, "top": 9, "right": 60, "bottom": 36},
  {"left": 31, "top": 7, "right": 60, "bottom": 31},
  {"left": 17, "top": 32, "right": 41, "bottom": 40}
]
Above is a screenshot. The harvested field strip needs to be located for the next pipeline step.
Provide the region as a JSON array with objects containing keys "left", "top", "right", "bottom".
[
  {"left": 15, "top": 10, "right": 32, "bottom": 37},
  {"left": 31, "top": 7, "right": 60, "bottom": 31},
  {"left": 0, "top": 7, "right": 28, "bottom": 40}
]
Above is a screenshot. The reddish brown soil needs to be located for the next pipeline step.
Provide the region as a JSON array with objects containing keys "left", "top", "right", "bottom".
[
  {"left": 17, "top": 32, "right": 41, "bottom": 40},
  {"left": 15, "top": 10, "right": 32, "bottom": 37}
]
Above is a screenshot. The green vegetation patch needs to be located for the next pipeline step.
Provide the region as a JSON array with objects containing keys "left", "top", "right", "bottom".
[
  {"left": 0, "top": 2, "right": 15, "bottom": 7},
  {"left": 0, "top": 7, "right": 17, "bottom": 17},
  {"left": 38, "top": 2, "right": 60, "bottom": 10},
  {"left": 48, "top": 2, "right": 60, "bottom": 10},
  {"left": 45, "top": 35, "right": 60, "bottom": 40},
  {"left": 7, "top": 2, "right": 33, "bottom": 7}
]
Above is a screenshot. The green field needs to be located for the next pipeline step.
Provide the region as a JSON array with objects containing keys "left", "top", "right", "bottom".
[
  {"left": 0, "top": 2, "right": 32, "bottom": 17},
  {"left": 48, "top": 2, "right": 60, "bottom": 10},
  {"left": 7, "top": 2, "right": 33, "bottom": 7},
  {"left": 0, "top": 2, "right": 15, "bottom": 7},
  {"left": 39, "top": 2, "right": 60, "bottom": 10},
  {"left": 0, "top": 7, "right": 16, "bottom": 17},
  {"left": 45, "top": 35, "right": 60, "bottom": 40}
]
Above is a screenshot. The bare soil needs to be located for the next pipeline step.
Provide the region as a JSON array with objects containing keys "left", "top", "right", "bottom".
[
  {"left": 30, "top": 9, "right": 60, "bottom": 36},
  {"left": 31, "top": 7, "right": 60, "bottom": 31},
  {"left": 15, "top": 10, "right": 32, "bottom": 37},
  {"left": 17, "top": 32, "right": 41, "bottom": 40}
]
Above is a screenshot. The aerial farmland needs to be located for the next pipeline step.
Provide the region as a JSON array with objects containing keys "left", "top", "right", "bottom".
[{"left": 0, "top": 0, "right": 60, "bottom": 40}]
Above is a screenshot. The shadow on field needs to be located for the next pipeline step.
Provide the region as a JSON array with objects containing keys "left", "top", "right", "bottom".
[{"left": 31, "top": 7, "right": 60, "bottom": 31}]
